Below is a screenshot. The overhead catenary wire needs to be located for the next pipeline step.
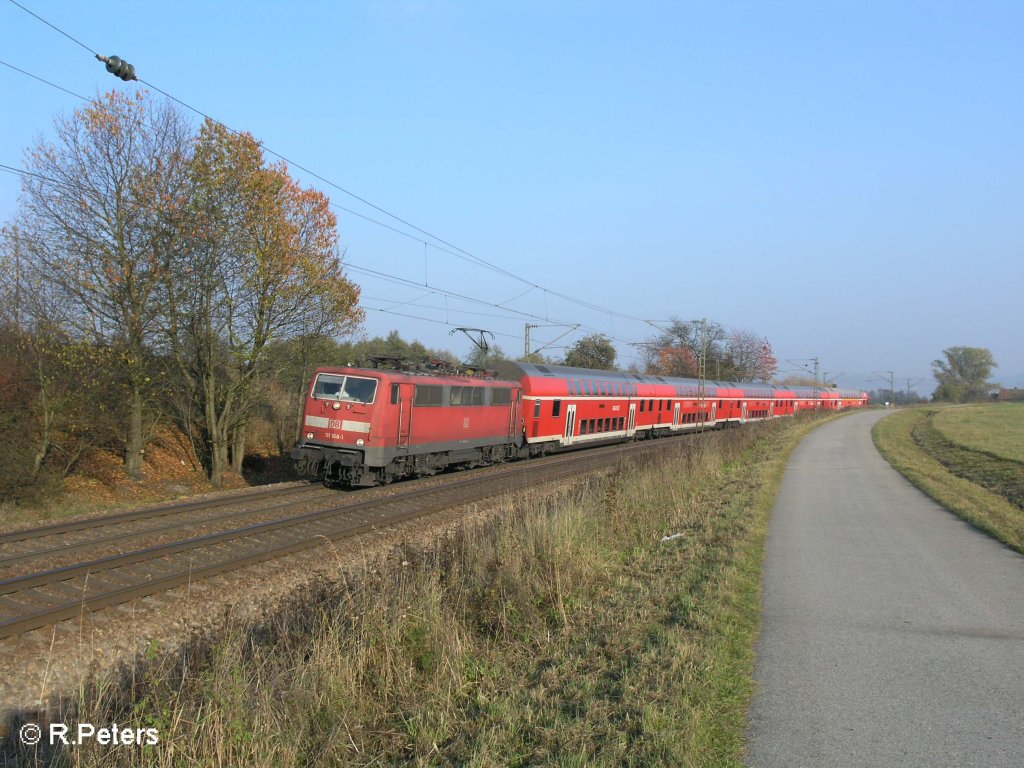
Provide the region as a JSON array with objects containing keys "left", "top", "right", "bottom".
[
  {"left": 1, "top": 60, "right": 642, "bottom": 350},
  {"left": 347, "top": 262, "right": 639, "bottom": 347},
  {"left": 4, "top": 0, "right": 654, "bottom": 328}
]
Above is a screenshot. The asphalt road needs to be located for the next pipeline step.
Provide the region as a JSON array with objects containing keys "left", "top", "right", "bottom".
[{"left": 746, "top": 409, "right": 1024, "bottom": 767}]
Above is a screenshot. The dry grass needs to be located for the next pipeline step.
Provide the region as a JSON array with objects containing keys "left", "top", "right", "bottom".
[
  {"left": 0, "top": 428, "right": 244, "bottom": 531},
  {"left": 873, "top": 407, "right": 1024, "bottom": 554},
  {"left": 10, "top": 415, "right": 830, "bottom": 767}
]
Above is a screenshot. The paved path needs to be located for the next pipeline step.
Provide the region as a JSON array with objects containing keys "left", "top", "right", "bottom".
[{"left": 746, "top": 410, "right": 1024, "bottom": 767}]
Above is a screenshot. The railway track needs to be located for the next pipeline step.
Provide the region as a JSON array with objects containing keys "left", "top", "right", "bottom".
[
  {"left": 0, "top": 436, "right": 692, "bottom": 641},
  {"left": 0, "top": 483, "right": 334, "bottom": 576}
]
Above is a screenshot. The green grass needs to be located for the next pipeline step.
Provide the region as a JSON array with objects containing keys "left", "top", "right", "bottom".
[
  {"left": 873, "top": 407, "right": 1024, "bottom": 554},
  {"left": 932, "top": 402, "right": 1024, "bottom": 463},
  {"left": 17, "top": 414, "right": 834, "bottom": 768}
]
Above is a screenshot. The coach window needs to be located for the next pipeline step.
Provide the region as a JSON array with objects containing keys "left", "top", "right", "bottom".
[
  {"left": 648, "top": 399, "right": 654, "bottom": 411},
  {"left": 553, "top": 400, "right": 562, "bottom": 418},
  {"left": 534, "top": 400, "right": 542, "bottom": 418},
  {"left": 639, "top": 400, "right": 645, "bottom": 413}
]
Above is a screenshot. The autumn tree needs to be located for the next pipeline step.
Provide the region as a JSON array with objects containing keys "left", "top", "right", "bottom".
[
  {"left": 651, "top": 345, "right": 699, "bottom": 377},
  {"left": 642, "top": 319, "right": 778, "bottom": 382},
  {"left": 719, "top": 330, "right": 778, "bottom": 382},
  {"left": 163, "top": 120, "right": 362, "bottom": 486},
  {"left": 931, "top": 347, "right": 998, "bottom": 403},
  {"left": 643, "top": 318, "right": 726, "bottom": 378},
  {"left": 13, "top": 90, "right": 193, "bottom": 480},
  {"left": 563, "top": 334, "right": 617, "bottom": 370}
]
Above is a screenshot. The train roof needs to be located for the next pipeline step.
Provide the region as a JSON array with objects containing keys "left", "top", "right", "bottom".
[
  {"left": 496, "top": 361, "right": 775, "bottom": 397},
  {"left": 496, "top": 362, "right": 866, "bottom": 400}
]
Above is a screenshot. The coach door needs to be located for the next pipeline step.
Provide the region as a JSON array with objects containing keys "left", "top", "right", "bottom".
[
  {"left": 627, "top": 403, "right": 637, "bottom": 437},
  {"left": 710, "top": 402, "right": 717, "bottom": 426},
  {"left": 564, "top": 404, "right": 577, "bottom": 445},
  {"left": 672, "top": 402, "right": 681, "bottom": 428},
  {"left": 509, "top": 388, "right": 522, "bottom": 443}
]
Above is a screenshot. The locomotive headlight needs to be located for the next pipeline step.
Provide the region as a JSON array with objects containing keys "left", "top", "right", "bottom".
[
  {"left": 306, "top": 432, "right": 314, "bottom": 440},
  {"left": 356, "top": 438, "right": 365, "bottom": 446},
  {"left": 332, "top": 401, "right": 341, "bottom": 410}
]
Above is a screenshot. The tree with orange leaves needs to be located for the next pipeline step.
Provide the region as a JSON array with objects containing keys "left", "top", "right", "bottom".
[{"left": 163, "top": 120, "right": 362, "bottom": 486}]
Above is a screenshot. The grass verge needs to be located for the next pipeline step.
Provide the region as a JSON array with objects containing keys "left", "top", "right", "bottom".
[
  {"left": 9, "top": 414, "right": 832, "bottom": 767},
  {"left": 873, "top": 408, "right": 1024, "bottom": 554}
]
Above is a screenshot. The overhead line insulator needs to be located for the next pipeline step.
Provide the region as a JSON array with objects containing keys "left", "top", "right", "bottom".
[{"left": 96, "top": 54, "right": 137, "bottom": 82}]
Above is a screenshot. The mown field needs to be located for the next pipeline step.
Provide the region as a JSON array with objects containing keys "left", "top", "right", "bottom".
[
  {"left": 9, "top": 414, "right": 836, "bottom": 768},
  {"left": 932, "top": 403, "right": 1024, "bottom": 464},
  {"left": 873, "top": 403, "right": 1024, "bottom": 554}
]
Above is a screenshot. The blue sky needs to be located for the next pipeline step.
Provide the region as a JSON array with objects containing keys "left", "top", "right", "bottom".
[{"left": 2, "top": 1, "right": 1022, "bottom": 393}]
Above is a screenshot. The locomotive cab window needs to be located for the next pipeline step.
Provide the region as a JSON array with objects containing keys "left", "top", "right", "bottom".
[
  {"left": 313, "top": 374, "right": 378, "bottom": 404},
  {"left": 491, "top": 388, "right": 512, "bottom": 406}
]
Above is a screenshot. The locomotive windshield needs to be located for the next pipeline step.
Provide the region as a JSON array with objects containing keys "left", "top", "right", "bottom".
[{"left": 313, "top": 373, "right": 378, "bottom": 404}]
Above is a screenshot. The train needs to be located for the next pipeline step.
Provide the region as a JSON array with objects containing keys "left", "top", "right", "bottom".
[{"left": 290, "top": 359, "right": 869, "bottom": 487}]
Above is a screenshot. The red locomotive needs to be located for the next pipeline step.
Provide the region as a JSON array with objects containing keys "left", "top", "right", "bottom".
[{"left": 291, "top": 360, "right": 868, "bottom": 487}]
